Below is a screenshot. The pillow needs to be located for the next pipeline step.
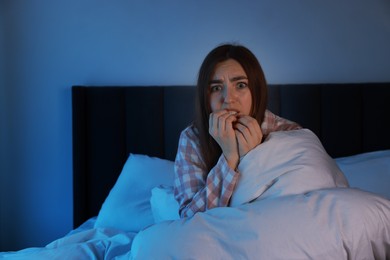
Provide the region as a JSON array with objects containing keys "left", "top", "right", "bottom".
[
  {"left": 150, "top": 185, "right": 180, "bottom": 223},
  {"left": 94, "top": 153, "right": 175, "bottom": 232},
  {"left": 335, "top": 149, "right": 390, "bottom": 199},
  {"left": 230, "top": 129, "right": 349, "bottom": 206}
]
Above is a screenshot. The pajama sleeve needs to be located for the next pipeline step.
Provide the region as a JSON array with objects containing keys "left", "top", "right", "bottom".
[
  {"left": 261, "top": 110, "right": 302, "bottom": 135},
  {"left": 173, "top": 126, "right": 240, "bottom": 218}
]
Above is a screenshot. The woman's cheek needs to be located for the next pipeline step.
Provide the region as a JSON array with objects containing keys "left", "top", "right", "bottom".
[{"left": 210, "top": 96, "right": 221, "bottom": 112}]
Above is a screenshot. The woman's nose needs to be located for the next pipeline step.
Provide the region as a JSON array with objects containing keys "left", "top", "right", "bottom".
[{"left": 223, "top": 86, "right": 236, "bottom": 103}]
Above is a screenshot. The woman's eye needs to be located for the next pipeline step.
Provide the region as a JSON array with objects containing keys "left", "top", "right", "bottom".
[
  {"left": 237, "top": 82, "right": 248, "bottom": 89},
  {"left": 210, "top": 85, "right": 222, "bottom": 92}
]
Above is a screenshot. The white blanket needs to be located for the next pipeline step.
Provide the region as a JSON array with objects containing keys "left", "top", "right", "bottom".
[
  {"left": 131, "top": 130, "right": 390, "bottom": 259},
  {"left": 0, "top": 218, "right": 136, "bottom": 259},
  {"left": 231, "top": 129, "right": 348, "bottom": 205},
  {"left": 3, "top": 189, "right": 389, "bottom": 259},
  {"left": 132, "top": 188, "right": 390, "bottom": 259},
  {"left": 2, "top": 129, "right": 389, "bottom": 259}
]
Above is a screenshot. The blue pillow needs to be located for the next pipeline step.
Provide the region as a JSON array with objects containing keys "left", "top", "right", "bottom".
[
  {"left": 336, "top": 150, "right": 390, "bottom": 199},
  {"left": 94, "top": 153, "right": 175, "bottom": 232}
]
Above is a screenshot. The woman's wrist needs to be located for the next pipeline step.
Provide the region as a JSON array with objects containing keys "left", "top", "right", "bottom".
[{"left": 225, "top": 154, "right": 240, "bottom": 171}]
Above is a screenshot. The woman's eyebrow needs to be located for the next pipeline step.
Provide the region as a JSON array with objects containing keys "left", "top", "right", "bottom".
[
  {"left": 209, "top": 76, "right": 248, "bottom": 84},
  {"left": 230, "top": 76, "right": 248, "bottom": 82},
  {"left": 209, "top": 79, "right": 223, "bottom": 84}
]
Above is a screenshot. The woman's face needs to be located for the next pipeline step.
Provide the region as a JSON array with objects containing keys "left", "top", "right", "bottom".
[{"left": 209, "top": 59, "right": 252, "bottom": 115}]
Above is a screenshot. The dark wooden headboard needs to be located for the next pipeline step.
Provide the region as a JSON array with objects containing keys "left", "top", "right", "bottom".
[{"left": 72, "top": 83, "right": 390, "bottom": 228}]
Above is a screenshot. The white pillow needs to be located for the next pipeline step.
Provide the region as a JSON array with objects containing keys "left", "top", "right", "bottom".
[
  {"left": 335, "top": 150, "right": 390, "bottom": 199},
  {"left": 230, "top": 129, "right": 349, "bottom": 206},
  {"left": 150, "top": 185, "right": 180, "bottom": 223},
  {"left": 94, "top": 154, "right": 175, "bottom": 232}
]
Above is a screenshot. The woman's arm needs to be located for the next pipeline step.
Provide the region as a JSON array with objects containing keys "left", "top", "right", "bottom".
[{"left": 173, "top": 126, "right": 239, "bottom": 218}]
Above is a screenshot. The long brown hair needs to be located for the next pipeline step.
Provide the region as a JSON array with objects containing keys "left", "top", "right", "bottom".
[{"left": 194, "top": 44, "right": 268, "bottom": 172}]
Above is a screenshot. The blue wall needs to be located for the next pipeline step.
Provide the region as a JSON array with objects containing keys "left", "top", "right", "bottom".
[
  {"left": 1, "top": 0, "right": 9, "bottom": 251},
  {"left": 1, "top": 0, "right": 390, "bottom": 251}
]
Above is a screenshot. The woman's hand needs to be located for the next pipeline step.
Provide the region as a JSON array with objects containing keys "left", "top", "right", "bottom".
[
  {"left": 234, "top": 115, "right": 263, "bottom": 158},
  {"left": 209, "top": 110, "right": 240, "bottom": 169}
]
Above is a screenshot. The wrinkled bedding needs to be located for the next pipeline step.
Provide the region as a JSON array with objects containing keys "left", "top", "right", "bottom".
[
  {"left": 2, "top": 188, "right": 389, "bottom": 260},
  {"left": 132, "top": 188, "right": 390, "bottom": 259},
  {"left": 231, "top": 129, "right": 349, "bottom": 205},
  {"left": 2, "top": 130, "right": 390, "bottom": 259},
  {"left": 0, "top": 218, "right": 136, "bottom": 259}
]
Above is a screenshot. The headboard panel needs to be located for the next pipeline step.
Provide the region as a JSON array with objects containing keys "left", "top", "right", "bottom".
[
  {"left": 72, "top": 86, "right": 195, "bottom": 226},
  {"left": 270, "top": 83, "right": 390, "bottom": 156},
  {"left": 72, "top": 83, "right": 390, "bottom": 228}
]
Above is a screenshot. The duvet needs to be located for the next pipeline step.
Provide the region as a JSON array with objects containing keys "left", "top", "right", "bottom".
[
  {"left": 2, "top": 188, "right": 389, "bottom": 260},
  {"left": 133, "top": 188, "right": 390, "bottom": 259},
  {"left": 1, "top": 129, "right": 390, "bottom": 259}
]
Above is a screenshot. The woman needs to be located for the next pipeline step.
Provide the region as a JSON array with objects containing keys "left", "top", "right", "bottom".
[{"left": 174, "top": 44, "right": 301, "bottom": 218}]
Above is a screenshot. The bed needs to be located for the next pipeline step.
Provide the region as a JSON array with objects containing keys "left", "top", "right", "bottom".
[{"left": 1, "top": 83, "right": 390, "bottom": 259}]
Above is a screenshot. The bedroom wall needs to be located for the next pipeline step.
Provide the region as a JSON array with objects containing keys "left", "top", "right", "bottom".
[
  {"left": 1, "top": 0, "right": 389, "bottom": 251},
  {"left": 0, "top": 0, "right": 8, "bottom": 250}
]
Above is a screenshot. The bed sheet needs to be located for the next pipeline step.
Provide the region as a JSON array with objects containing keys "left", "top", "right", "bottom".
[{"left": 0, "top": 218, "right": 135, "bottom": 259}]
